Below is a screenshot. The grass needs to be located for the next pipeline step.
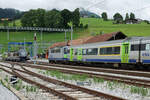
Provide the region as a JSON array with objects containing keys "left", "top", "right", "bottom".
[
  {"left": 0, "top": 18, "right": 150, "bottom": 53},
  {"left": 93, "top": 76, "right": 104, "bottom": 83},
  {"left": 26, "top": 85, "right": 37, "bottom": 92},
  {"left": 0, "top": 31, "right": 80, "bottom": 53},
  {"left": 130, "top": 86, "right": 149, "bottom": 96},
  {"left": 0, "top": 20, "right": 21, "bottom": 27},
  {"left": 40, "top": 69, "right": 150, "bottom": 96},
  {"left": 80, "top": 18, "right": 150, "bottom": 37},
  {"left": 42, "top": 70, "right": 89, "bottom": 82},
  {"left": 0, "top": 31, "right": 79, "bottom": 44}
]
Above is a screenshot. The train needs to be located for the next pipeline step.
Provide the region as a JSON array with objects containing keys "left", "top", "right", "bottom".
[
  {"left": 48, "top": 37, "right": 150, "bottom": 69},
  {"left": 3, "top": 48, "right": 29, "bottom": 62}
]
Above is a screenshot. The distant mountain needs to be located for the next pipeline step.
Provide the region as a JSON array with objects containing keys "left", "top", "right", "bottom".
[
  {"left": 79, "top": 8, "right": 100, "bottom": 18},
  {"left": 0, "top": 8, "right": 23, "bottom": 19}
]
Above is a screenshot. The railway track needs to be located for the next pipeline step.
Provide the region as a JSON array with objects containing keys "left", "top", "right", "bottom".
[
  {"left": 32, "top": 61, "right": 150, "bottom": 78},
  {"left": 5, "top": 61, "right": 150, "bottom": 88},
  {"left": 0, "top": 62, "right": 125, "bottom": 100},
  {"left": 8, "top": 63, "right": 150, "bottom": 88}
]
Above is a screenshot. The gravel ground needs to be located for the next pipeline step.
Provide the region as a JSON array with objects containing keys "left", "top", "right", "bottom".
[
  {"left": 0, "top": 64, "right": 62, "bottom": 100},
  {"left": 23, "top": 65, "right": 150, "bottom": 100},
  {"left": 1, "top": 62, "right": 150, "bottom": 100},
  {"left": 28, "top": 60, "right": 150, "bottom": 81}
]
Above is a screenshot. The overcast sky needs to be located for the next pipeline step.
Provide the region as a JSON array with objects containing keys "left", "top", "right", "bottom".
[{"left": 1, "top": 0, "right": 150, "bottom": 20}]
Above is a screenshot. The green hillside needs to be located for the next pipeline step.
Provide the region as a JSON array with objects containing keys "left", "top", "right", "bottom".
[
  {"left": 80, "top": 18, "right": 150, "bottom": 37},
  {"left": 0, "top": 18, "right": 150, "bottom": 53}
]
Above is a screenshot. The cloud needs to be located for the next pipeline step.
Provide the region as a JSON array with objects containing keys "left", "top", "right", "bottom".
[{"left": 0, "top": 0, "right": 150, "bottom": 20}]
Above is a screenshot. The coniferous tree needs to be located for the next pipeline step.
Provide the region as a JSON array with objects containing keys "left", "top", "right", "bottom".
[
  {"left": 125, "top": 13, "right": 129, "bottom": 21},
  {"left": 113, "top": 13, "right": 123, "bottom": 24},
  {"left": 130, "top": 13, "right": 135, "bottom": 20},
  {"left": 72, "top": 8, "right": 80, "bottom": 27},
  {"left": 101, "top": 12, "right": 108, "bottom": 21}
]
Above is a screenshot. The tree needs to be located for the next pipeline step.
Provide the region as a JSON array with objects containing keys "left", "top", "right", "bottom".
[
  {"left": 44, "top": 10, "right": 63, "bottom": 28},
  {"left": 130, "top": 13, "right": 135, "bottom": 20},
  {"left": 20, "top": 8, "right": 80, "bottom": 28},
  {"left": 34, "top": 9, "right": 46, "bottom": 27},
  {"left": 21, "top": 10, "right": 37, "bottom": 27},
  {"left": 125, "top": 13, "right": 129, "bottom": 21},
  {"left": 0, "top": 8, "right": 23, "bottom": 19},
  {"left": 101, "top": 12, "right": 108, "bottom": 21},
  {"left": 21, "top": 9, "right": 46, "bottom": 27},
  {"left": 113, "top": 13, "right": 123, "bottom": 23},
  {"left": 72, "top": 8, "right": 80, "bottom": 28},
  {"left": 61, "top": 9, "right": 72, "bottom": 28}
]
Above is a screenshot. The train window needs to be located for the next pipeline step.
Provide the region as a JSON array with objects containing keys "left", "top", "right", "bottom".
[
  {"left": 92, "top": 48, "right": 98, "bottom": 55},
  {"left": 141, "top": 44, "right": 146, "bottom": 51},
  {"left": 114, "top": 47, "right": 120, "bottom": 54},
  {"left": 146, "top": 44, "right": 150, "bottom": 50},
  {"left": 55, "top": 49, "right": 61, "bottom": 53},
  {"left": 87, "top": 49, "right": 92, "bottom": 55},
  {"left": 100, "top": 48, "right": 106, "bottom": 55},
  {"left": 125, "top": 46, "right": 128, "bottom": 54},
  {"left": 100, "top": 46, "right": 120, "bottom": 55},
  {"left": 51, "top": 49, "right": 54, "bottom": 53},
  {"left": 51, "top": 48, "right": 61, "bottom": 53},
  {"left": 64, "top": 48, "right": 67, "bottom": 54},
  {"left": 78, "top": 49, "right": 82, "bottom": 55},
  {"left": 106, "top": 47, "right": 112, "bottom": 54},
  {"left": 82, "top": 49, "right": 87, "bottom": 55},
  {"left": 67, "top": 49, "right": 70, "bottom": 54},
  {"left": 131, "top": 44, "right": 139, "bottom": 51},
  {"left": 74, "top": 49, "right": 78, "bottom": 55},
  {"left": 87, "top": 48, "right": 98, "bottom": 55},
  {"left": 131, "top": 44, "right": 146, "bottom": 51}
]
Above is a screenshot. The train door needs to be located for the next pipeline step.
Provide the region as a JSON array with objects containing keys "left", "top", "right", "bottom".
[
  {"left": 77, "top": 48, "right": 82, "bottom": 61},
  {"left": 70, "top": 48, "right": 74, "bottom": 61},
  {"left": 63, "top": 47, "right": 67, "bottom": 59},
  {"left": 121, "top": 43, "right": 129, "bottom": 63}
]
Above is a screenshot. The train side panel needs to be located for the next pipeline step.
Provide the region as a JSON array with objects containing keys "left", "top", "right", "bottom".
[{"left": 48, "top": 47, "right": 64, "bottom": 62}]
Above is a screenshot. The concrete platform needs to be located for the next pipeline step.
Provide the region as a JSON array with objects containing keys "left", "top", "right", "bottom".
[{"left": 0, "top": 84, "right": 19, "bottom": 100}]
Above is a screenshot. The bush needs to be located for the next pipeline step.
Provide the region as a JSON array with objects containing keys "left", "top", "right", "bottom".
[
  {"left": 84, "top": 24, "right": 88, "bottom": 29},
  {"left": 79, "top": 23, "right": 83, "bottom": 28}
]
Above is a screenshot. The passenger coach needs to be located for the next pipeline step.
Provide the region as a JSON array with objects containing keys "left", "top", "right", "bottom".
[{"left": 48, "top": 37, "right": 150, "bottom": 66}]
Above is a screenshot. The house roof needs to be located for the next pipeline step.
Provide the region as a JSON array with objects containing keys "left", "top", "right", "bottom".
[
  {"left": 49, "top": 31, "right": 127, "bottom": 49},
  {"left": 49, "top": 42, "right": 66, "bottom": 49},
  {"left": 67, "top": 36, "right": 93, "bottom": 46}
]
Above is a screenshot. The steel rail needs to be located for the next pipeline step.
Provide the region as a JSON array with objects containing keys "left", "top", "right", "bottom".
[
  {"left": 10, "top": 62, "right": 150, "bottom": 88},
  {"left": 0, "top": 63, "right": 125, "bottom": 100}
]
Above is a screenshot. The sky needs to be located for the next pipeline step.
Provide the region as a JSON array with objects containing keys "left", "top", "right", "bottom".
[{"left": 0, "top": 0, "right": 150, "bottom": 20}]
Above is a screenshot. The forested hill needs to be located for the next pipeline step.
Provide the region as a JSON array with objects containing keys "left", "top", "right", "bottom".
[
  {"left": 79, "top": 8, "right": 100, "bottom": 18},
  {"left": 0, "top": 8, "right": 23, "bottom": 19}
]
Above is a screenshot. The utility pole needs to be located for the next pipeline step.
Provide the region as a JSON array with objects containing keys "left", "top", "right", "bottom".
[
  {"left": 65, "top": 31, "right": 67, "bottom": 42},
  {"left": 24, "top": 38, "right": 26, "bottom": 49},
  {"left": 40, "top": 29, "right": 43, "bottom": 42},
  {"left": 40, "top": 29, "right": 43, "bottom": 53},
  {"left": 7, "top": 28, "right": 9, "bottom": 41},
  {"left": 33, "top": 33, "right": 37, "bottom": 64},
  {"left": 70, "top": 25, "right": 73, "bottom": 46}
]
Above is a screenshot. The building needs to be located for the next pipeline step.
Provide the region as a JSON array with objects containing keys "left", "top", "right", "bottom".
[
  {"left": 125, "top": 19, "right": 139, "bottom": 24},
  {"left": 0, "top": 18, "right": 12, "bottom": 21},
  {"left": 49, "top": 31, "right": 127, "bottom": 49}
]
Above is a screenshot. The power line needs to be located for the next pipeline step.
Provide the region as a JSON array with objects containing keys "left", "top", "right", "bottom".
[
  {"left": 86, "top": 0, "right": 107, "bottom": 10},
  {"left": 133, "top": 4, "right": 150, "bottom": 12}
]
